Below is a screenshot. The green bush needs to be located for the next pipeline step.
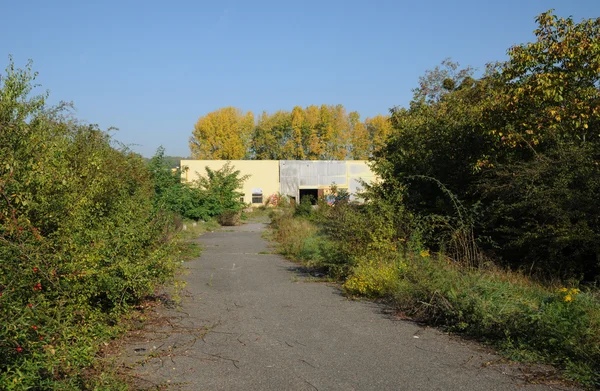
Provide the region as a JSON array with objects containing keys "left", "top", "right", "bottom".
[
  {"left": 372, "top": 12, "right": 600, "bottom": 280},
  {"left": 294, "top": 195, "right": 314, "bottom": 217},
  {"left": 148, "top": 146, "right": 206, "bottom": 220},
  {"left": 0, "top": 59, "right": 180, "bottom": 389},
  {"left": 149, "top": 150, "right": 248, "bottom": 223},
  {"left": 192, "top": 162, "right": 248, "bottom": 220},
  {"left": 390, "top": 255, "right": 600, "bottom": 386},
  {"left": 272, "top": 209, "right": 318, "bottom": 259}
]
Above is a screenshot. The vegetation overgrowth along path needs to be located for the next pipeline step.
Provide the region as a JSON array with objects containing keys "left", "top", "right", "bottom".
[
  {"left": 270, "top": 194, "right": 600, "bottom": 388},
  {"left": 2, "top": 8, "right": 599, "bottom": 389},
  {"left": 114, "top": 212, "right": 566, "bottom": 390},
  {"left": 266, "top": 11, "right": 600, "bottom": 388},
  {"left": 0, "top": 58, "right": 182, "bottom": 389},
  {"left": 0, "top": 58, "right": 248, "bottom": 389}
]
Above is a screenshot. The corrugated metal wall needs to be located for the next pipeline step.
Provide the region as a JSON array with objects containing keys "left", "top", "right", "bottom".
[{"left": 280, "top": 160, "right": 376, "bottom": 201}]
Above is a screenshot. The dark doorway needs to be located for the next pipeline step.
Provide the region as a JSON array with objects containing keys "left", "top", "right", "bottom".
[{"left": 299, "top": 189, "right": 319, "bottom": 205}]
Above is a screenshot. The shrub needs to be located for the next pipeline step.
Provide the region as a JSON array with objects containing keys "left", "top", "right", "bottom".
[
  {"left": 217, "top": 210, "right": 241, "bottom": 226},
  {"left": 271, "top": 191, "right": 600, "bottom": 386},
  {"left": 374, "top": 12, "right": 600, "bottom": 280},
  {"left": 389, "top": 254, "right": 600, "bottom": 386},
  {"left": 193, "top": 162, "right": 248, "bottom": 221},
  {"left": 294, "top": 195, "right": 314, "bottom": 217},
  {"left": 0, "top": 58, "right": 180, "bottom": 389},
  {"left": 148, "top": 146, "right": 209, "bottom": 221},
  {"left": 344, "top": 252, "right": 402, "bottom": 297},
  {"left": 149, "top": 152, "right": 249, "bottom": 223}
]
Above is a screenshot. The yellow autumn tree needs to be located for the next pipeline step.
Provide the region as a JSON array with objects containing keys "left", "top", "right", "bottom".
[
  {"left": 189, "top": 107, "right": 254, "bottom": 159},
  {"left": 365, "top": 114, "right": 393, "bottom": 153},
  {"left": 328, "top": 104, "right": 350, "bottom": 159},
  {"left": 290, "top": 106, "right": 306, "bottom": 159},
  {"left": 348, "top": 111, "right": 370, "bottom": 159},
  {"left": 304, "top": 105, "right": 322, "bottom": 159}
]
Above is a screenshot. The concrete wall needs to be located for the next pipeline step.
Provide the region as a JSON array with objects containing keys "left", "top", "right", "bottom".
[{"left": 180, "top": 160, "right": 280, "bottom": 205}]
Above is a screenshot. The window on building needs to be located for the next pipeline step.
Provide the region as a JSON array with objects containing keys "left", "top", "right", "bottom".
[
  {"left": 252, "top": 192, "right": 263, "bottom": 204},
  {"left": 251, "top": 188, "right": 263, "bottom": 204}
]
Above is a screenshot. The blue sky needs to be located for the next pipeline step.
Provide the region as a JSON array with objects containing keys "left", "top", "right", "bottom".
[{"left": 1, "top": 1, "right": 598, "bottom": 157}]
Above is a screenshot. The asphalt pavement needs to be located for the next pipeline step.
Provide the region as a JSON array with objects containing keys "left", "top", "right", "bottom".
[{"left": 121, "top": 220, "right": 574, "bottom": 391}]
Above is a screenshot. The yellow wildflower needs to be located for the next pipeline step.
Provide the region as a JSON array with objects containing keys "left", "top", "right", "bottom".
[
  {"left": 420, "top": 249, "right": 430, "bottom": 258},
  {"left": 564, "top": 295, "right": 573, "bottom": 303},
  {"left": 558, "top": 287, "right": 568, "bottom": 293}
]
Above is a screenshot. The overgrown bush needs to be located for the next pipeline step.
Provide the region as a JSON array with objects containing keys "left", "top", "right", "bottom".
[
  {"left": 294, "top": 195, "right": 314, "bottom": 217},
  {"left": 191, "top": 162, "right": 248, "bottom": 222},
  {"left": 374, "top": 12, "right": 600, "bottom": 280},
  {"left": 0, "top": 59, "right": 180, "bottom": 389},
  {"left": 149, "top": 151, "right": 248, "bottom": 223},
  {"left": 391, "top": 254, "right": 600, "bottom": 386},
  {"left": 148, "top": 147, "right": 207, "bottom": 221}
]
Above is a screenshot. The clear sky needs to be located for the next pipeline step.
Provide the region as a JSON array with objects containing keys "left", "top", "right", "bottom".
[{"left": 1, "top": 1, "right": 598, "bottom": 157}]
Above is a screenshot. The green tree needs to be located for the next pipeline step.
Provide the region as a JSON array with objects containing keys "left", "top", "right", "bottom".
[
  {"left": 478, "top": 11, "right": 600, "bottom": 278},
  {"left": 373, "top": 11, "right": 600, "bottom": 279}
]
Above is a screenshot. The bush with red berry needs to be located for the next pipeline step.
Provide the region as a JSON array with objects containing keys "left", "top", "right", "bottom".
[{"left": 0, "top": 58, "right": 180, "bottom": 389}]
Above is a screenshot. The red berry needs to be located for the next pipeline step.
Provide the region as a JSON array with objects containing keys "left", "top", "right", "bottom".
[
  {"left": 16, "top": 347, "right": 22, "bottom": 353},
  {"left": 27, "top": 303, "right": 33, "bottom": 308},
  {"left": 32, "top": 325, "right": 37, "bottom": 330},
  {"left": 33, "top": 267, "right": 38, "bottom": 272}
]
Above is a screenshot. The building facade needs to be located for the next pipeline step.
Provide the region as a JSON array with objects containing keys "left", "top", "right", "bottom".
[{"left": 180, "top": 160, "right": 376, "bottom": 205}]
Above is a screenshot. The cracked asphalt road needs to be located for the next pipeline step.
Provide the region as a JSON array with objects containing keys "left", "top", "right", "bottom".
[{"left": 124, "top": 220, "right": 574, "bottom": 390}]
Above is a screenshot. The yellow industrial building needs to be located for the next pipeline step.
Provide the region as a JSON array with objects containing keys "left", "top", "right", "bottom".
[{"left": 180, "top": 160, "right": 377, "bottom": 205}]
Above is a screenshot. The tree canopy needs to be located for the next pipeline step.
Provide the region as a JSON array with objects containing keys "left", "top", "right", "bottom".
[
  {"left": 371, "top": 11, "right": 600, "bottom": 280},
  {"left": 190, "top": 105, "right": 392, "bottom": 160},
  {"left": 189, "top": 107, "right": 254, "bottom": 159}
]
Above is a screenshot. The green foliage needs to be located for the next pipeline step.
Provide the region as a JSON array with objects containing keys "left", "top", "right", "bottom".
[
  {"left": 267, "top": 10, "right": 600, "bottom": 386},
  {"left": 374, "top": 11, "right": 600, "bottom": 280},
  {"left": 294, "top": 195, "right": 314, "bottom": 217},
  {"left": 272, "top": 209, "right": 318, "bottom": 260},
  {"left": 390, "top": 256, "right": 600, "bottom": 387},
  {"left": 0, "top": 58, "right": 180, "bottom": 389},
  {"left": 149, "top": 150, "right": 249, "bottom": 223},
  {"left": 193, "top": 162, "right": 248, "bottom": 220},
  {"left": 148, "top": 146, "right": 208, "bottom": 220}
]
